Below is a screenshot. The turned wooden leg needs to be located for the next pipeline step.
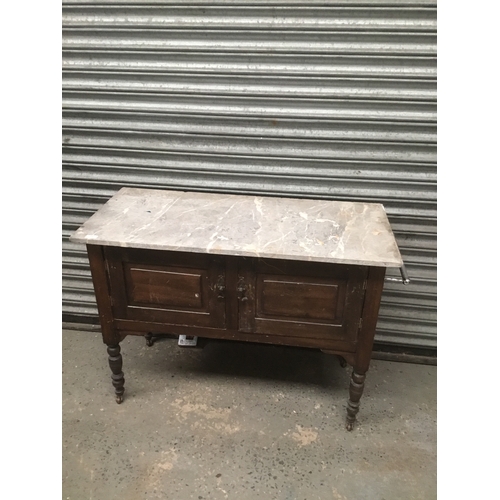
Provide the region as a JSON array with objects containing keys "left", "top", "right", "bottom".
[
  {"left": 346, "top": 370, "right": 366, "bottom": 431},
  {"left": 107, "top": 345, "right": 125, "bottom": 404},
  {"left": 145, "top": 332, "right": 154, "bottom": 347}
]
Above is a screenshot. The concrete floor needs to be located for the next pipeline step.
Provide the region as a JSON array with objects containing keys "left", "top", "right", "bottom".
[{"left": 62, "top": 329, "right": 436, "bottom": 500}]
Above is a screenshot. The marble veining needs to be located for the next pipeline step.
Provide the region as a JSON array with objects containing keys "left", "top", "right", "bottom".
[{"left": 70, "top": 187, "right": 403, "bottom": 267}]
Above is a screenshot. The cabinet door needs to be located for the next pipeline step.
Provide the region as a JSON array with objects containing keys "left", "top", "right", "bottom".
[
  {"left": 238, "top": 258, "right": 367, "bottom": 345},
  {"left": 104, "top": 247, "right": 226, "bottom": 328}
]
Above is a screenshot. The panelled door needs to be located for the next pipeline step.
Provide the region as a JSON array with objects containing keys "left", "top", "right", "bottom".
[
  {"left": 103, "top": 249, "right": 367, "bottom": 346},
  {"left": 104, "top": 247, "right": 226, "bottom": 328},
  {"left": 237, "top": 258, "right": 368, "bottom": 346}
]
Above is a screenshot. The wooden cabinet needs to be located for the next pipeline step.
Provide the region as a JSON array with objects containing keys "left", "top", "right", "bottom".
[
  {"left": 72, "top": 188, "right": 404, "bottom": 431},
  {"left": 102, "top": 246, "right": 369, "bottom": 351},
  {"left": 86, "top": 244, "right": 387, "bottom": 431}
]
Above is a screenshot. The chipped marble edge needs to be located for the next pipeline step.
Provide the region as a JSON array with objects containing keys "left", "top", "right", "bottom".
[{"left": 69, "top": 233, "right": 403, "bottom": 268}]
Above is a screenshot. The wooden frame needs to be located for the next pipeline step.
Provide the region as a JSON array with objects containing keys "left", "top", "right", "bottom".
[{"left": 87, "top": 244, "right": 386, "bottom": 430}]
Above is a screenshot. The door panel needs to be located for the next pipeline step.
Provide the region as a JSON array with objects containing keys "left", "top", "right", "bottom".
[
  {"left": 257, "top": 276, "right": 345, "bottom": 322},
  {"left": 124, "top": 264, "right": 204, "bottom": 309},
  {"left": 238, "top": 258, "right": 367, "bottom": 344},
  {"left": 105, "top": 247, "right": 226, "bottom": 328}
]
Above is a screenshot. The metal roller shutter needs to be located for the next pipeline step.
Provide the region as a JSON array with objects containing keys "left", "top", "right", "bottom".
[{"left": 62, "top": 1, "right": 437, "bottom": 351}]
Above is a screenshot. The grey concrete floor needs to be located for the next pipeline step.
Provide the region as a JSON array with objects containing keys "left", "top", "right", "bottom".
[{"left": 62, "top": 329, "right": 436, "bottom": 500}]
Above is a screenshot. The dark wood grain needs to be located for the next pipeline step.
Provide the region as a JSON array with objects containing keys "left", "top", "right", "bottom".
[
  {"left": 224, "top": 256, "right": 239, "bottom": 331},
  {"left": 346, "top": 266, "right": 386, "bottom": 430},
  {"left": 107, "top": 344, "right": 125, "bottom": 404},
  {"left": 125, "top": 264, "right": 204, "bottom": 309},
  {"left": 239, "top": 257, "right": 367, "bottom": 343},
  {"left": 86, "top": 244, "right": 389, "bottom": 431},
  {"left": 236, "top": 258, "right": 255, "bottom": 333},
  {"left": 104, "top": 246, "right": 226, "bottom": 329},
  {"left": 258, "top": 278, "right": 340, "bottom": 321},
  {"left": 321, "top": 350, "right": 356, "bottom": 367},
  {"left": 355, "top": 266, "right": 386, "bottom": 373},
  {"left": 346, "top": 370, "right": 366, "bottom": 431},
  {"left": 113, "top": 319, "right": 358, "bottom": 352},
  {"left": 86, "top": 245, "right": 120, "bottom": 346}
]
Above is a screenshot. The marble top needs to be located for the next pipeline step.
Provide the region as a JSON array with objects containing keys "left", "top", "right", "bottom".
[{"left": 70, "top": 187, "right": 403, "bottom": 267}]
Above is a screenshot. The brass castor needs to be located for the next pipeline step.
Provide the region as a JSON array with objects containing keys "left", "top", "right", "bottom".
[
  {"left": 116, "top": 395, "right": 123, "bottom": 404},
  {"left": 145, "top": 333, "right": 154, "bottom": 347}
]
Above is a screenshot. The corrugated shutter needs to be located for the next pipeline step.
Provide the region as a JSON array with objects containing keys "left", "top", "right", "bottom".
[{"left": 62, "top": 1, "right": 437, "bottom": 350}]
